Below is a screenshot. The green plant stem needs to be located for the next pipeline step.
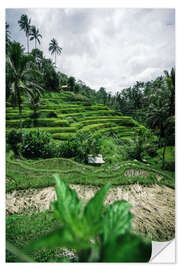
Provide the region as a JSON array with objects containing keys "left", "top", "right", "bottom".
[{"left": 6, "top": 241, "right": 35, "bottom": 262}]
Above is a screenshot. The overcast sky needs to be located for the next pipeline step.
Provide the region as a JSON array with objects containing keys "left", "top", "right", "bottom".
[{"left": 6, "top": 8, "right": 175, "bottom": 94}]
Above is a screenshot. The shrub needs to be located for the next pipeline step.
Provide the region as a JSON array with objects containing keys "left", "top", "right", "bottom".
[
  {"left": 58, "top": 131, "right": 103, "bottom": 162},
  {"left": 6, "top": 119, "right": 34, "bottom": 128},
  {"left": 145, "top": 144, "right": 158, "bottom": 157},
  {"left": 19, "top": 127, "right": 76, "bottom": 134},
  {"left": 52, "top": 133, "right": 74, "bottom": 140},
  {"left": 20, "top": 129, "right": 60, "bottom": 159},
  {"left": 6, "top": 130, "right": 22, "bottom": 156},
  {"left": 157, "top": 146, "right": 175, "bottom": 171},
  {"left": 47, "top": 111, "right": 58, "bottom": 118}
]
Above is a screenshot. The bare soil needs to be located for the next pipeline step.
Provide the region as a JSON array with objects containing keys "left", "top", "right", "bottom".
[{"left": 6, "top": 183, "right": 175, "bottom": 241}]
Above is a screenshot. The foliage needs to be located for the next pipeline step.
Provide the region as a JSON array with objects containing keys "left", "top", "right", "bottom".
[
  {"left": 58, "top": 131, "right": 102, "bottom": 162},
  {"left": 7, "top": 130, "right": 22, "bottom": 156},
  {"left": 68, "top": 76, "right": 76, "bottom": 92},
  {"left": 41, "top": 58, "right": 59, "bottom": 91},
  {"left": 6, "top": 211, "right": 65, "bottom": 262},
  {"left": 6, "top": 176, "right": 152, "bottom": 262},
  {"left": 6, "top": 22, "right": 11, "bottom": 52},
  {"left": 29, "top": 25, "right": 42, "bottom": 49},
  {"left": 6, "top": 41, "right": 44, "bottom": 131},
  {"left": 18, "top": 14, "right": 31, "bottom": 53},
  {"left": 49, "top": 38, "right": 62, "bottom": 65},
  {"left": 20, "top": 129, "right": 59, "bottom": 159},
  {"left": 157, "top": 146, "right": 175, "bottom": 171},
  {"left": 124, "top": 129, "right": 156, "bottom": 161}
]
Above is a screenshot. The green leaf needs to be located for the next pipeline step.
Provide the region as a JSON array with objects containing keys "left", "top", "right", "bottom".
[
  {"left": 101, "top": 233, "right": 152, "bottom": 262},
  {"left": 52, "top": 175, "right": 92, "bottom": 239},
  {"left": 102, "top": 200, "right": 132, "bottom": 243},
  {"left": 25, "top": 227, "right": 90, "bottom": 252},
  {"left": 53, "top": 174, "right": 80, "bottom": 224},
  {"left": 84, "top": 183, "right": 111, "bottom": 226}
]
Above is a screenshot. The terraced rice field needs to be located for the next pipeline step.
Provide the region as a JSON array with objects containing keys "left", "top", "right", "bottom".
[
  {"left": 6, "top": 91, "right": 143, "bottom": 141},
  {"left": 6, "top": 91, "right": 175, "bottom": 242}
]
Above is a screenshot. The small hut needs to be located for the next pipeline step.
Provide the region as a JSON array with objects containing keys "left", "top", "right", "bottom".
[{"left": 61, "top": 85, "right": 69, "bottom": 91}]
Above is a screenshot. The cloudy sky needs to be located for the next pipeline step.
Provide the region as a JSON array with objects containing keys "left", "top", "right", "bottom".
[{"left": 6, "top": 8, "right": 175, "bottom": 94}]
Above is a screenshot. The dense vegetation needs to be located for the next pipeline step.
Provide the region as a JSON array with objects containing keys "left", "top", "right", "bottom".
[{"left": 6, "top": 14, "right": 175, "bottom": 262}]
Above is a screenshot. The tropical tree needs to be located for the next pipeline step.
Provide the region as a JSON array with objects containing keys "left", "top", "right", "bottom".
[
  {"left": 41, "top": 58, "right": 59, "bottom": 92},
  {"left": 163, "top": 68, "right": 175, "bottom": 116},
  {"left": 6, "top": 22, "right": 11, "bottom": 52},
  {"left": 18, "top": 14, "right": 31, "bottom": 53},
  {"left": 97, "top": 87, "right": 108, "bottom": 105},
  {"left": 147, "top": 84, "right": 174, "bottom": 168},
  {"left": 68, "top": 76, "right": 76, "bottom": 92},
  {"left": 6, "top": 42, "right": 43, "bottom": 132},
  {"left": 31, "top": 48, "right": 43, "bottom": 68},
  {"left": 29, "top": 25, "right": 42, "bottom": 49},
  {"left": 49, "top": 38, "right": 62, "bottom": 66}
]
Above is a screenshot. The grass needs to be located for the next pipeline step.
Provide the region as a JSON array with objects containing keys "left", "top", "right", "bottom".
[
  {"left": 6, "top": 118, "right": 70, "bottom": 128},
  {"left": 5, "top": 90, "right": 175, "bottom": 263},
  {"left": 145, "top": 146, "right": 175, "bottom": 172},
  {"left": 6, "top": 211, "right": 77, "bottom": 262},
  {"left": 6, "top": 88, "right": 175, "bottom": 191},
  {"left": 6, "top": 155, "right": 174, "bottom": 192}
]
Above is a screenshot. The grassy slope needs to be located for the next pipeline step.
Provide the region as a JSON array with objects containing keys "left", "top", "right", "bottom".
[
  {"left": 6, "top": 91, "right": 142, "bottom": 140},
  {"left": 6, "top": 91, "right": 175, "bottom": 261},
  {"left": 6, "top": 91, "right": 175, "bottom": 191}
]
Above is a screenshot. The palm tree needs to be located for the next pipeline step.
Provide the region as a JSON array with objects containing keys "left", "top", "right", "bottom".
[
  {"left": 30, "top": 25, "right": 42, "bottom": 49},
  {"left": 18, "top": 14, "right": 31, "bottom": 53},
  {"left": 6, "top": 22, "right": 11, "bottom": 51},
  {"left": 147, "top": 90, "right": 171, "bottom": 169},
  {"left": 6, "top": 42, "right": 44, "bottom": 132},
  {"left": 163, "top": 68, "right": 175, "bottom": 116},
  {"left": 49, "top": 38, "right": 62, "bottom": 66}
]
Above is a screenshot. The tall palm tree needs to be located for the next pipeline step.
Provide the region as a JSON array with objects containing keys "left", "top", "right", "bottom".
[
  {"left": 18, "top": 14, "right": 31, "bottom": 53},
  {"left": 6, "top": 22, "right": 11, "bottom": 51},
  {"left": 29, "top": 25, "right": 42, "bottom": 49},
  {"left": 6, "top": 42, "right": 44, "bottom": 132},
  {"left": 49, "top": 38, "right": 62, "bottom": 66}
]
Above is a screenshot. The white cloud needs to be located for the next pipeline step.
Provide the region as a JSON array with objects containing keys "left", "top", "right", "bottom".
[{"left": 6, "top": 8, "right": 175, "bottom": 93}]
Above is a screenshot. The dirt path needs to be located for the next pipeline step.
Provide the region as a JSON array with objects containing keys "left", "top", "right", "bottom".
[{"left": 6, "top": 183, "right": 175, "bottom": 241}]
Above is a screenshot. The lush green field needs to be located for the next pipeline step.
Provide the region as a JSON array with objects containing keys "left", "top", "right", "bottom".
[
  {"left": 6, "top": 211, "right": 78, "bottom": 262},
  {"left": 6, "top": 91, "right": 175, "bottom": 191},
  {"left": 6, "top": 91, "right": 175, "bottom": 262},
  {"left": 6, "top": 91, "right": 142, "bottom": 142}
]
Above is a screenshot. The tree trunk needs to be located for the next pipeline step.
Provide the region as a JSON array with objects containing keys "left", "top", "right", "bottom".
[
  {"left": 17, "top": 91, "right": 23, "bottom": 143},
  {"left": 27, "top": 34, "right": 29, "bottom": 54},
  {"left": 162, "top": 143, "right": 167, "bottom": 169},
  {"left": 18, "top": 103, "right": 23, "bottom": 136}
]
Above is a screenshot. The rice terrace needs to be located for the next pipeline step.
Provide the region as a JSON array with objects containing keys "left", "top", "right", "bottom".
[{"left": 6, "top": 9, "right": 175, "bottom": 263}]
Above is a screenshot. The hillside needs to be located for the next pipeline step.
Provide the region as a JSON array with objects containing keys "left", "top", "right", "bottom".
[
  {"left": 6, "top": 91, "right": 175, "bottom": 251},
  {"left": 6, "top": 90, "right": 174, "bottom": 189},
  {"left": 6, "top": 91, "right": 143, "bottom": 141},
  {"left": 5, "top": 9, "right": 175, "bottom": 263}
]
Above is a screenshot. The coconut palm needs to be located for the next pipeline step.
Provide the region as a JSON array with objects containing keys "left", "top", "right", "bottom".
[
  {"left": 30, "top": 25, "right": 42, "bottom": 49},
  {"left": 6, "top": 22, "right": 11, "bottom": 51},
  {"left": 49, "top": 38, "right": 62, "bottom": 66},
  {"left": 18, "top": 14, "right": 31, "bottom": 53},
  {"left": 6, "top": 42, "right": 44, "bottom": 132}
]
